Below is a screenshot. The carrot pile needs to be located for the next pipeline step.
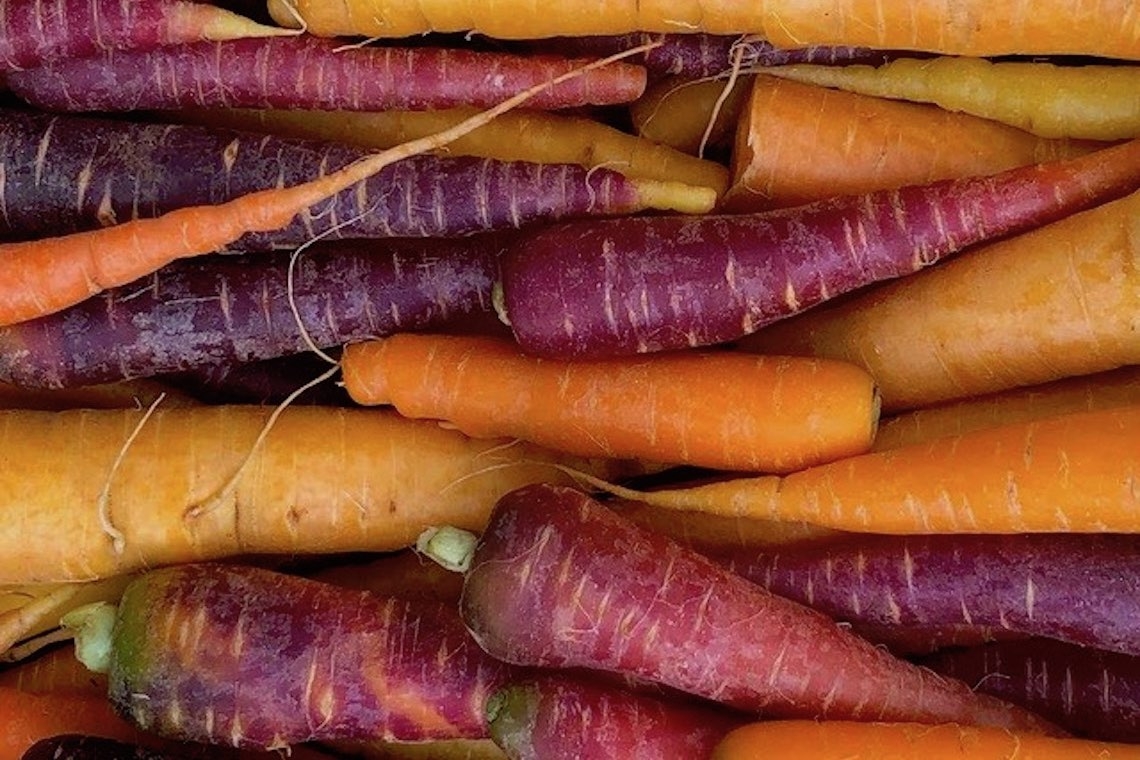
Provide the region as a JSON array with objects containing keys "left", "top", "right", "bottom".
[{"left": 0, "top": 2, "right": 1137, "bottom": 758}]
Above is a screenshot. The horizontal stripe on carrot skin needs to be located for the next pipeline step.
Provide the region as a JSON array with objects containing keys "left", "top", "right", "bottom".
[{"left": 341, "top": 333, "right": 880, "bottom": 472}]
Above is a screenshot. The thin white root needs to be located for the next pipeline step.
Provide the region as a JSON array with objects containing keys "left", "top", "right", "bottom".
[
  {"left": 698, "top": 43, "right": 746, "bottom": 159},
  {"left": 97, "top": 393, "right": 166, "bottom": 555}
]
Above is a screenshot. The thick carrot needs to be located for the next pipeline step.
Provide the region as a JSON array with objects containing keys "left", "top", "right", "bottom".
[
  {"left": 264, "top": 0, "right": 1140, "bottom": 59},
  {"left": 341, "top": 333, "right": 880, "bottom": 472},
  {"left": 711, "top": 721, "right": 1140, "bottom": 760},
  {"left": 872, "top": 365, "right": 1140, "bottom": 451},
  {"left": 167, "top": 106, "right": 731, "bottom": 197},
  {"left": 8, "top": 36, "right": 647, "bottom": 113},
  {"left": 591, "top": 404, "right": 1140, "bottom": 534},
  {"left": 723, "top": 75, "right": 1102, "bottom": 211},
  {"left": 0, "top": 406, "right": 651, "bottom": 584},
  {"left": 0, "top": 50, "right": 646, "bottom": 328},
  {"left": 0, "top": 0, "right": 291, "bottom": 71},
  {"left": 765, "top": 58, "right": 1140, "bottom": 140},
  {"left": 739, "top": 186, "right": 1140, "bottom": 411},
  {"left": 629, "top": 75, "right": 753, "bottom": 157}
]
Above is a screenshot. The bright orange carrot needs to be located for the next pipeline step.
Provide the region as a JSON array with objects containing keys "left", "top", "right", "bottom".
[
  {"left": 341, "top": 333, "right": 880, "bottom": 473},
  {"left": 587, "top": 404, "right": 1140, "bottom": 534},
  {"left": 739, "top": 186, "right": 1140, "bottom": 411},
  {"left": 724, "top": 75, "right": 1102, "bottom": 211},
  {"left": 0, "top": 50, "right": 649, "bottom": 329},
  {"left": 712, "top": 721, "right": 1140, "bottom": 760},
  {"left": 873, "top": 365, "right": 1140, "bottom": 451}
]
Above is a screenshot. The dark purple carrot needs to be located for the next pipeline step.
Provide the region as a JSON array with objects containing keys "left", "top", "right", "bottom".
[
  {"left": 0, "top": 0, "right": 290, "bottom": 71},
  {"left": 67, "top": 563, "right": 520, "bottom": 750},
  {"left": 449, "top": 483, "right": 1057, "bottom": 733},
  {"left": 0, "top": 235, "right": 505, "bottom": 389},
  {"left": 497, "top": 138, "right": 1140, "bottom": 358},
  {"left": 0, "top": 109, "right": 703, "bottom": 249},
  {"left": 919, "top": 638, "right": 1140, "bottom": 743},
  {"left": 487, "top": 675, "right": 745, "bottom": 760},
  {"left": 526, "top": 33, "right": 899, "bottom": 79},
  {"left": 718, "top": 533, "right": 1140, "bottom": 657},
  {"left": 21, "top": 735, "right": 180, "bottom": 760},
  {"left": 7, "top": 35, "right": 646, "bottom": 113},
  {"left": 160, "top": 352, "right": 352, "bottom": 407}
]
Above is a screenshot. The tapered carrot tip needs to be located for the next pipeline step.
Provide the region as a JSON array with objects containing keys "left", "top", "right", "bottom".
[
  {"left": 486, "top": 685, "right": 540, "bottom": 759},
  {"left": 631, "top": 179, "right": 719, "bottom": 213},
  {"left": 183, "top": 4, "right": 298, "bottom": 40}
]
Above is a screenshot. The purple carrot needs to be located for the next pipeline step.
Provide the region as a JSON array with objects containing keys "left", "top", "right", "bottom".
[
  {"left": 919, "top": 638, "right": 1140, "bottom": 743},
  {"left": 0, "top": 235, "right": 505, "bottom": 389},
  {"left": 719, "top": 533, "right": 1140, "bottom": 657},
  {"left": 68, "top": 563, "right": 520, "bottom": 750},
  {"left": 487, "top": 675, "right": 745, "bottom": 760},
  {"left": 452, "top": 483, "right": 1057, "bottom": 733},
  {"left": 497, "top": 138, "right": 1140, "bottom": 358},
  {"left": 526, "top": 33, "right": 899, "bottom": 79},
  {"left": 7, "top": 35, "right": 646, "bottom": 112},
  {"left": 0, "top": 109, "right": 693, "bottom": 249},
  {"left": 161, "top": 353, "right": 352, "bottom": 407},
  {"left": 0, "top": 0, "right": 289, "bottom": 71}
]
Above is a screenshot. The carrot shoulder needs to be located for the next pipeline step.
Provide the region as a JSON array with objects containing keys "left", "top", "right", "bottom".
[{"left": 341, "top": 333, "right": 880, "bottom": 472}]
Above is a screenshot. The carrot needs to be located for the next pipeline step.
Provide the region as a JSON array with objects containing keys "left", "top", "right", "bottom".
[
  {"left": 629, "top": 75, "right": 753, "bottom": 157},
  {"left": 0, "top": 575, "right": 133, "bottom": 660},
  {"left": 264, "top": 0, "right": 1140, "bottom": 59},
  {"left": 0, "top": 644, "right": 107, "bottom": 695},
  {"left": 319, "top": 739, "right": 506, "bottom": 760},
  {"left": 166, "top": 106, "right": 731, "bottom": 198},
  {"left": 764, "top": 57, "right": 1140, "bottom": 140},
  {"left": 311, "top": 550, "right": 465, "bottom": 604},
  {"left": 585, "top": 404, "right": 1140, "bottom": 534},
  {"left": 0, "top": 686, "right": 159, "bottom": 759},
  {"left": 738, "top": 186, "right": 1140, "bottom": 411},
  {"left": 711, "top": 721, "right": 1140, "bottom": 760},
  {"left": 0, "top": 405, "right": 651, "bottom": 584},
  {"left": 341, "top": 333, "right": 880, "bottom": 473},
  {"left": 0, "top": 48, "right": 650, "bottom": 328},
  {"left": 872, "top": 365, "right": 1140, "bottom": 451},
  {"left": 723, "top": 75, "right": 1102, "bottom": 212},
  {"left": 0, "top": 379, "right": 194, "bottom": 411}
]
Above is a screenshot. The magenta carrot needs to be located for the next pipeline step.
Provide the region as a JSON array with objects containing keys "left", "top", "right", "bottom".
[
  {"left": 497, "top": 139, "right": 1140, "bottom": 358},
  {"left": 0, "top": 0, "right": 290, "bottom": 71},
  {"left": 448, "top": 483, "right": 1058, "bottom": 733},
  {"left": 8, "top": 36, "right": 647, "bottom": 113}
]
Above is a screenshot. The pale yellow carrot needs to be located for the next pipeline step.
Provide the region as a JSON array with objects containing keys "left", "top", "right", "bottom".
[{"left": 629, "top": 75, "right": 752, "bottom": 156}]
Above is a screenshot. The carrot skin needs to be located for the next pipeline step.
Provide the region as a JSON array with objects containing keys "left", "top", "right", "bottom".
[
  {"left": 719, "top": 533, "right": 1140, "bottom": 656},
  {"left": 8, "top": 37, "right": 646, "bottom": 113},
  {"left": 0, "top": 237, "right": 504, "bottom": 388},
  {"left": 460, "top": 484, "right": 1058, "bottom": 733},
  {"left": 107, "top": 564, "right": 519, "bottom": 749},
  {"left": 499, "top": 139, "right": 1140, "bottom": 358},
  {"left": 486, "top": 675, "right": 744, "bottom": 759},
  {"left": 162, "top": 353, "right": 353, "bottom": 407},
  {"left": 919, "top": 638, "right": 1140, "bottom": 743}
]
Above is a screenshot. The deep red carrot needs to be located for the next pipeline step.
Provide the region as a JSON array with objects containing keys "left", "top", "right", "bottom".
[
  {"left": 68, "top": 563, "right": 521, "bottom": 750},
  {"left": 486, "top": 674, "right": 745, "bottom": 759},
  {"left": 497, "top": 138, "right": 1140, "bottom": 358},
  {"left": 7, "top": 36, "right": 647, "bottom": 113},
  {"left": 0, "top": 49, "right": 647, "bottom": 328},
  {"left": 449, "top": 483, "right": 1058, "bottom": 733},
  {"left": 0, "top": 0, "right": 290, "bottom": 71}
]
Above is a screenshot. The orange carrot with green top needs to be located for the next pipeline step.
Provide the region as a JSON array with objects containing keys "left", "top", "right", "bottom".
[
  {"left": 711, "top": 721, "right": 1140, "bottom": 760},
  {"left": 341, "top": 333, "right": 880, "bottom": 473},
  {"left": 724, "top": 75, "right": 1101, "bottom": 211}
]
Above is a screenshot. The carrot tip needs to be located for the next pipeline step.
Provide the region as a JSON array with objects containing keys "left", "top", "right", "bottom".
[{"left": 632, "top": 178, "right": 719, "bottom": 213}]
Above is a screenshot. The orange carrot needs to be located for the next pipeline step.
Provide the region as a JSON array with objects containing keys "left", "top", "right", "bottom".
[
  {"left": 873, "top": 365, "right": 1140, "bottom": 451},
  {"left": 341, "top": 333, "right": 880, "bottom": 473},
  {"left": 0, "top": 644, "right": 107, "bottom": 696},
  {"left": 739, "top": 187, "right": 1140, "bottom": 411},
  {"left": 586, "top": 404, "right": 1140, "bottom": 534},
  {"left": 712, "top": 721, "right": 1140, "bottom": 760},
  {"left": 724, "top": 75, "right": 1102, "bottom": 211},
  {"left": 0, "top": 686, "right": 151, "bottom": 759},
  {"left": 0, "top": 49, "right": 649, "bottom": 329}
]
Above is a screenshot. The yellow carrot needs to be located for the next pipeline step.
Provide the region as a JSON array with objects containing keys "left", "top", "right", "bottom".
[
  {"left": 739, "top": 186, "right": 1140, "bottom": 412},
  {"left": 724, "top": 75, "right": 1100, "bottom": 211},
  {"left": 587, "top": 405, "right": 1140, "bottom": 534},
  {"left": 0, "top": 379, "right": 195, "bottom": 411},
  {"left": 0, "top": 406, "right": 650, "bottom": 584},
  {"left": 629, "top": 75, "right": 752, "bottom": 157},
  {"left": 341, "top": 333, "right": 880, "bottom": 473},
  {"left": 765, "top": 57, "right": 1140, "bottom": 140}
]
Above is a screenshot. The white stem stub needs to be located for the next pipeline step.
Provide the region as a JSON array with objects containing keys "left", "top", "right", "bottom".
[{"left": 417, "top": 525, "right": 479, "bottom": 574}]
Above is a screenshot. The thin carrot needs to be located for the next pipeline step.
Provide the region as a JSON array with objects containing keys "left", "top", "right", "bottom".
[
  {"left": 341, "top": 333, "right": 880, "bottom": 473},
  {"left": 724, "top": 75, "right": 1102, "bottom": 211},
  {"left": 872, "top": 365, "right": 1140, "bottom": 451},
  {"left": 764, "top": 57, "right": 1140, "bottom": 140},
  {"left": 0, "top": 405, "right": 651, "bottom": 584},
  {"left": 711, "top": 721, "right": 1140, "bottom": 760},
  {"left": 0, "top": 575, "right": 133, "bottom": 660},
  {"left": 582, "top": 404, "right": 1140, "bottom": 534},
  {"left": 0, "top": 47, "right": 651, "bottom": 328},
  {"left": 739, "top": 186, "right": 1140, "bottom": 411}
]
